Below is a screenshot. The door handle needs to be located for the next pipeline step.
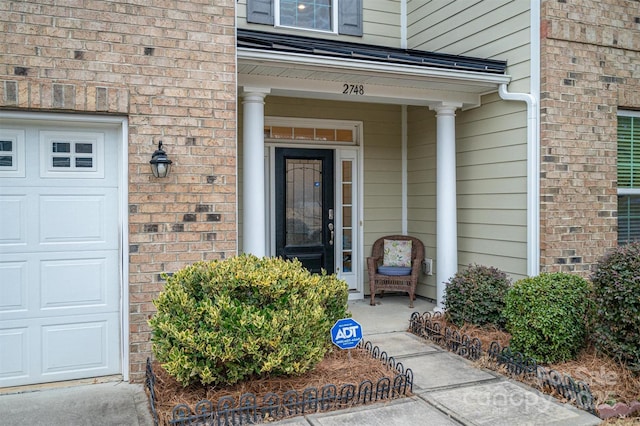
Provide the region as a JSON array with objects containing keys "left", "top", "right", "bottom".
[{"left": 328, "top": 223, "right": 334, "bottom": 246}]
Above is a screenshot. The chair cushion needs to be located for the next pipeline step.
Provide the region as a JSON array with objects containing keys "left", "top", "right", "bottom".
[
  {"left": 383, "top": 239, "right": 412, "bottom": 267},
  {"left": 377, "top": 266, "right": 412, "bottom": 276}
]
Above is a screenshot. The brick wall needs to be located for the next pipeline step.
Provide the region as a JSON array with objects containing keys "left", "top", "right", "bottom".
[
  {"left": 539, "top": 0, "right": 640, "bottom": 275},
  {"left": 0, "top": 0, "right": 237, "bottom": 381}
]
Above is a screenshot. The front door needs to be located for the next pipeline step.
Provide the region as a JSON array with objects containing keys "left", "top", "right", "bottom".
[{"left": 275, "top": 148, "right": 334, "bottom": 274}]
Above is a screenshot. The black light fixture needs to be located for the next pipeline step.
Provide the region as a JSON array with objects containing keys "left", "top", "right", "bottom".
[{"left": 149, "top": 141, "right": 172, "bottom": 178}]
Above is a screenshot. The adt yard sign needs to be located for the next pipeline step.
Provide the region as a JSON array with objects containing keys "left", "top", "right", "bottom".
[{"left": 331, "top": 318, "right": 363, "bottom": 350}]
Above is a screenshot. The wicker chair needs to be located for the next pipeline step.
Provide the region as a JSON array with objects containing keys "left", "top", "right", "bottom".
[{"left": 367, "top": 235, "right": 424, "bottom": 308}]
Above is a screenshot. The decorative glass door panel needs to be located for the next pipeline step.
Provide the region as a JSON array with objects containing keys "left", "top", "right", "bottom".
[{"left": 285, "top": 159, "right": 322, "bottom": 246}]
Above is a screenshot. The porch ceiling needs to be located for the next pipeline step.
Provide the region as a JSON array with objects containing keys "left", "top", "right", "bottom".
[{"left": 237, "top": 29, "right": 511, "bottom": 109}]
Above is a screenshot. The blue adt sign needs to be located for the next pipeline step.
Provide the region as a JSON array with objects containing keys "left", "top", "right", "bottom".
[{"left": 331, "top": 318, "right": 363, "bottom": 350}]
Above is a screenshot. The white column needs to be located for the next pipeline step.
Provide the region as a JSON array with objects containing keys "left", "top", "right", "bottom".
[
  {"left": 242, "top": 88, "right": 270, "bottom": 256},
  {"left": 432, "top": 103, "right": 460, "bottom": 311}
]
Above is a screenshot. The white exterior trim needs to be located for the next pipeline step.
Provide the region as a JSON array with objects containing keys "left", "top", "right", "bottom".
[
  {"left": 401, "top": 105, "right": 408, "bottom": 235},
  {"left": 119, "top": 118, "right": 130, "bottom": 382},
  {"left": 238, "top": 49, "right": 511, "bottom": 86},
  {"left": 619, "top": 110, "right": 640, "bottom": 118}
]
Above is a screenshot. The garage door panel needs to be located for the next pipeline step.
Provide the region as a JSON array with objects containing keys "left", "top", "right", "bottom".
[
  {"left": 42, "top": 317, "right": 117, "bottom": 376},
  {"left": 1, "top": 188, "right": 119, "bottom": 254},
  {"left": 1, "top": 251, "right": 118, "bottom": 321},
  {"left": 0, "top": 261, "right": 28, "bottom": 313},
  {"left": 0, "top": 327, "right": 29, "bottom": 382},
  {"left": 41, "top": 256, "right": 112, "bottom": 310},
  {"left": 0, "top": 194, "right": 27, "bottom": 246},
  {"left": 40, "top": 194, "right": 109, "bottom": 245},
  {"left": 0, "top": 313, "right": 120, "bottom": 387}
]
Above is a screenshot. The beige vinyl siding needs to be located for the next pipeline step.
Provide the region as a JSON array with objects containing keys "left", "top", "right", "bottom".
[
  {"left": 237, "top": 0, "right": 402, "bottom": 48},
  {"left": 406, "top": 107, "right": 437, "bottom": 298},
  {"left": 407, "top": 0, "right": 531, "bottom": 90},
  {"left": 456, "top": 92, "right": 528, "bottom": 280},
  {"left": 404, "top": 1, "right": 531, "bottom": 281},
  {"left": 361, "top": 0, "right": 402, "bottom": 47},
  {"left": 407, "top": 0, "right": 527, "bottom": 55},
  {"left": 406, "top": 92, "right": 529, "bottom": 297},
  {"left": 238, "top": 97, "right": 403, "bottom": 277}
]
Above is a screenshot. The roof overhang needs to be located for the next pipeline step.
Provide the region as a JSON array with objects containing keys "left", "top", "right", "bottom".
[{"left": 237, "top": 31, "right": 511, "bottom": 109}]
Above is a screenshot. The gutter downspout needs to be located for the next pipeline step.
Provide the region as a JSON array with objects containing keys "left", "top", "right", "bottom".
[
  {"left": 497, "top": 0, "right": 540, "bottom": 277},
  {"left": 498, "top": 84, "right": 539, "bottom": 276}
]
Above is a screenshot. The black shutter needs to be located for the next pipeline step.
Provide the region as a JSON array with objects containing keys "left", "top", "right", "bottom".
[
  {"left": 247, "top": 0, "right": 274, "bottom": 25},
  {"left": 338, "top": 0, "right": 363, "bottom": 36}
]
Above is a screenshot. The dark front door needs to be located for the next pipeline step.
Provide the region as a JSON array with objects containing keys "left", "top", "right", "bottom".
[{"left": 275, "top": 148, "right": 335, "bottom": 274}]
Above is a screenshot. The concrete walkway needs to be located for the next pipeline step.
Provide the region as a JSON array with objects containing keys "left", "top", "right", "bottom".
[
  {"left": 288, "top": 296, "right": 602, "bottom": 426},
  {"left": 0, "top": 296, "right": 602, "bottom": 425}
]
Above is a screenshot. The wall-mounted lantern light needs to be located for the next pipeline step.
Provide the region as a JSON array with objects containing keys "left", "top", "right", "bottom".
[{"left": 149, "top": 141, "right": 172, "bottom": 178}]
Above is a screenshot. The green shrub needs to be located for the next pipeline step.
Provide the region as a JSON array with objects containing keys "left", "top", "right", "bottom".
[
  {"left": 591, "top": 242, "right": 640, "bottom": 371},
  {"left": 148, "top": 254, "right": 349, "bottom": 387},
  {"left": 443, "top": 264, "right": 511, "bottom": 327},
  {"left": 503, "top": 272, "right": 592, "bottom": 364}
]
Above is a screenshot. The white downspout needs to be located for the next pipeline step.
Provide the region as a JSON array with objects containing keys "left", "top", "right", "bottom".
[
  {"left": 498, "top": 84, "right": 539, "bottom": 277},
  {"left": 497, "top": 0, "right": 540, "bottom": 277}
]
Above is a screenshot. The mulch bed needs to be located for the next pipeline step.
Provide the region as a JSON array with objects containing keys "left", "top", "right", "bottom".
[
  {"left": 149, "top": 321, "right": 639, "bottom": 424},
  {"left": 150, "top": 347, "right": 408, "bottom": 425},
  {"left": 452, "top": 322, "right": 640, "bottom": 421}
]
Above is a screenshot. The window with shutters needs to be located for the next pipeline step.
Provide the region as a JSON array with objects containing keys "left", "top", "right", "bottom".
[
  {"left": 279, "top": 0, "right": 332, "bottom": 31},
  {"left": 247, "top": 0, "right": 362, "bottom": 36},
  {"left": 617, "top": 111, "right": 640, "bottom": 244}
]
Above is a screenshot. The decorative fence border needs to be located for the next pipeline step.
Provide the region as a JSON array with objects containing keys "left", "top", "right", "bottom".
[
  {"left": 145, "top": 340, "right": 413, "bottom": 426},
  {"left": 409, "top": 311, "right": 596, "bottom": 415}
]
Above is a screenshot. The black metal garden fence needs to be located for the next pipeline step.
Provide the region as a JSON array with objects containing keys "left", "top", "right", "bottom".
[
  {"left": 145, "top": 340, "right": 413, "bottom": 426},
  {"left": 409, "top": 311, "right": 596, "bottom": 414}
]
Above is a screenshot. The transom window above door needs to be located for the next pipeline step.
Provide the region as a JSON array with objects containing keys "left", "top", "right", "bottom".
[{"left": 264, "top": 118, "right": 360, "bottom": 145}]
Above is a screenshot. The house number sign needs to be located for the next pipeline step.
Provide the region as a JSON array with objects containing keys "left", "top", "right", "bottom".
[{"left": 342, "top": 84, "right": 365, "bottom": 95}]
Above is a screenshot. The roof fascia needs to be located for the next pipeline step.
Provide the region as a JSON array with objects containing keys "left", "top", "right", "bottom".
[{"left": 238, "top": 47, "right": 511, "bottom": 86}]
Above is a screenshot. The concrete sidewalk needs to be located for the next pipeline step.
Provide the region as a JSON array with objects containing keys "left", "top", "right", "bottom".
[
  {"left": 0, "top": 296, "right": 602, "bottom": 425},
  {"left": 0, "top": 380, "right": 153, "bottom": 426},
  {"left": 275, "top": 296, "right": 601, "bottom": 426}
]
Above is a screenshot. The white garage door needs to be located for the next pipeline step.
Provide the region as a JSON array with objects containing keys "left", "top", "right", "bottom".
[{"left": 0, "top": 118, "right": 121, "bottom": 387}]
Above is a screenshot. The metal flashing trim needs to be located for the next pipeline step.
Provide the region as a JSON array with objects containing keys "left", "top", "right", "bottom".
[{"left": 238, "top": 28, "right": 507, "bottom": 75}]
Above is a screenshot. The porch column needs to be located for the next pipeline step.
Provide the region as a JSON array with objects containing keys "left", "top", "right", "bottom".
[
  {"left": 242, "top": 88, "right": 270, "bottom": 256},
  {"left": 432, "top": 103, "right": 460, "bottom": 311}
]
